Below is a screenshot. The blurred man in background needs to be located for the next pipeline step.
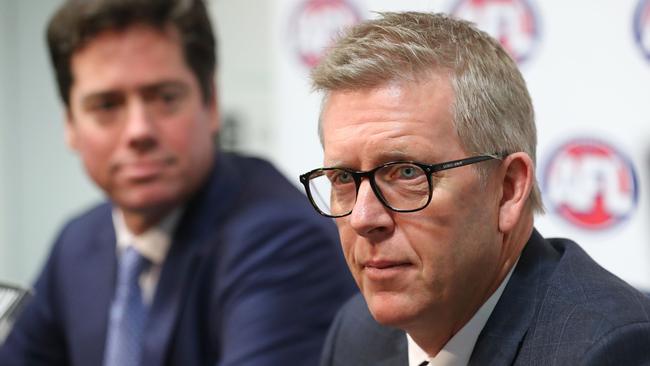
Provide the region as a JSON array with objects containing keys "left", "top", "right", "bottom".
[
  {"left": 0, "top": 0, "right": 355, "bottom": 365},
  {"left": 300, "top": 11, "right": 650, "bottom": 365}
]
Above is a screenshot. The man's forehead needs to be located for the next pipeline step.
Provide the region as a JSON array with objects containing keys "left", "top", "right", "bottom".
[
  {"left": 323, "top": 73, "right": 452, "bottom": 112},
  {"left": 320, "top": 76, "right": 458, "bottom": 167},
  {"left": 68, "top": 23, "right": 191, "bottom": 92},
  {"left": 72, "top": 22, "right": 181, "bottom": 57},
  {"left": 321, "top": 79, "right": 455, "bottom": 133}
]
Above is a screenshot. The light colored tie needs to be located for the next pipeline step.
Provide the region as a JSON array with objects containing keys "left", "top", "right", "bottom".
[{"left": 103, "top": 247, "right": 150, "bottom": 366}]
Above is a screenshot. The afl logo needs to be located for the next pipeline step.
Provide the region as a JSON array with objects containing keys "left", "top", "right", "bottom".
[
  {"left": 289, "top": 0, "right": 361, "bottom": 69},
  {"left": 542, "top": 139, "right": 639, "bottom": 230},
  {"left": 634, "top": 0, "right": 650, "bottom": 60},
  {"left": 450, "top": 0, "right": 540, "bottom": 63}
]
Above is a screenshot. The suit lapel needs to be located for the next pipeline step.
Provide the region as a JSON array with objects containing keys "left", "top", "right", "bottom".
[
  {"left": 141, "top": 153, "right": 242, "bottom": 366},
  {"left": 73, "top": 215, "right": 117, "bottom": 366},
  {"left": 376, "top": 333, "right": 408, "bottom": 366},
  {"left": 141, "top": 230, "right": 203, "bottom": 366},
  {"left": 469, "top": 230, "right": 559, "bottom": 365}
]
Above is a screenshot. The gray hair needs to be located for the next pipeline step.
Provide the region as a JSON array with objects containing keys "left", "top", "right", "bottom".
[{"left": 311, "top": 11, "right": 543, "bottom": 214}]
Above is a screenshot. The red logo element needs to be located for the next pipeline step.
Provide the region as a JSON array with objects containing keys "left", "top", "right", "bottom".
[
  {"left": 450, "top": 0, "right": 540, "bottom": 63},
  {"left": 543, "top": 139, "right": 639, "bottom": 230},
  {"left": 289, "top": 0, "right": 361, "bottom": 68},
  {"left": 634, "top": 0, "right": 650, "bottom": 61}
]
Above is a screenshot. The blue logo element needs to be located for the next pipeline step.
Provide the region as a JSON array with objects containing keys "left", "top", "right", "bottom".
[{"left": 634, "top": 0, "right": 650, "bottom": 61}]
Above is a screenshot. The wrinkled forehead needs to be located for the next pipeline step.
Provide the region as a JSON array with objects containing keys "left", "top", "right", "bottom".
[
  {"left": 320, "top": 76, "right": 462, "bottom": 168},
  {"left": 317, "top": 70, "right": 455, "bottom": 141}
]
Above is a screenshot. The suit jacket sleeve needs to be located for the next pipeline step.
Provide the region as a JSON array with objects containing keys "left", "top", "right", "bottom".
[
  {"left": 215, "top": 209, "right": 356, "bottom": 366},
  {"left": 319, "top": 297, "right": 344, "bottom": 366},
  {"left": 0, "top": 227, "right": 71, "bottom": 366}
]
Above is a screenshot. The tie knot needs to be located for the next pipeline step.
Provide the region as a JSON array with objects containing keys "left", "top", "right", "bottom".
[{"left": 119, "top": 247, "right": 149, "bottom": 282}]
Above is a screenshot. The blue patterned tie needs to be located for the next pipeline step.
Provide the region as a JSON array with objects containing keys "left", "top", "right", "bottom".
[{"left": 104, "top": 247, "right": 150, "bottom": 366}]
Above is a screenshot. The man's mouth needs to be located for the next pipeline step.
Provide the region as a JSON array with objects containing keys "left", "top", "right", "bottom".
[
  {"left": 362, "top": 259, "right": 412, "bottom": 280},
  {"left": 117, "top": 156, "right": 175, "bottom": 182}
]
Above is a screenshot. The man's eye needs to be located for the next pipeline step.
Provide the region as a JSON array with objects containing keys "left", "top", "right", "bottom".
[
  {"left": 160, "top": 91, "right": 181, "bottom": 104},
  {"left": 150, "top": 89, "right": 186, "bottom": 114},
  {"left": 385, "top": 164, "right": 423, "bottom": 180},
  {"left": 330, "top": 171, "right": 354, "bottom": 185},
  {"left": 398, "top": 166, "right": 420, "bottom": 179},
  {"left": 91, "top": 99, "right": 119, "bottom": 112}
]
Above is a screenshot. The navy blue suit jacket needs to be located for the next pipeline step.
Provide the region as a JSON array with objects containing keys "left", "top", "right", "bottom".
[
  {"left": 320, "top": 230, "right": 650, "bottom": 365},
  {"left": 0, "top": 152, "right": 357, "bottom": 366}
]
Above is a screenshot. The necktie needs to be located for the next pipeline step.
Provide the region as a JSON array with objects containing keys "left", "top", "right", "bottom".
[
  {"left": 103, "top": 247, "right": 150, "bottom": 366},
  {"left": 418, "top": 361, "right": 430, "bottom": 366}
]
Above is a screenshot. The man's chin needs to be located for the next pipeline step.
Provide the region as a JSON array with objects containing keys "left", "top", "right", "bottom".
[
  {"left": 112, "top": 189, "right": 185, "bottom": 214},
  {"left": 365, "top": 292, "right": 418, "bottom": 328}
]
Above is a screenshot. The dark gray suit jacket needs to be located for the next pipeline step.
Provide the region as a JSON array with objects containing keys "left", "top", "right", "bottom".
[{"left": 320, "top": 230, "right": 650, "bottom": 365}]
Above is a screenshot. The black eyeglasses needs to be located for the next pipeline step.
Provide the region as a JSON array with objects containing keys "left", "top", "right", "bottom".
[{"left": 299, "top": 154, "right": 504, "bottom": 218}]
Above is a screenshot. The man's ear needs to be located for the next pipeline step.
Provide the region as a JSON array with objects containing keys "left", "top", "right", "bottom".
[
  {"left": 64, "top": 109, "right": 78, "bottom": 151},
  {"left": 498, "top": 152, "right": 534, "bottom": 233}
]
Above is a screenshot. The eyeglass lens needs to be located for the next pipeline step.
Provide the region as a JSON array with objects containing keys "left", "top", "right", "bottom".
[{"left": 308, "top": 163, "right": 431, "bottom": 216}]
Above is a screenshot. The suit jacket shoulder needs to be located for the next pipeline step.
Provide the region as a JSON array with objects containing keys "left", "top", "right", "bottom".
[
  {"left": 0, "top": 201, "right": 117, "bottom": 366},
  {"left": 143, "top": 152, "right": 358, "bottom": 366},
  {"left": 471, "top": 230, "right": 650, "bottom": 365}
]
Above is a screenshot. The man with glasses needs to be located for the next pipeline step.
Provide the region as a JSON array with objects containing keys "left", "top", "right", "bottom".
[
  {"left": 301, "top": 12, "right": 650, "bottom": 365},
  {"left": 0, "top": 0, "right": 356, "bottom": 365}
]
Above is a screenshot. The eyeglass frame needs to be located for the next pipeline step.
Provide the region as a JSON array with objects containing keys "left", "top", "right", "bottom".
[{"left": 299, "top": 153, "right": 506, "bottom": 218}]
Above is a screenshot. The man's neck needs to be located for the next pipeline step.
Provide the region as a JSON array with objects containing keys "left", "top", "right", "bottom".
[
  {"left": 121, "top": 206, "right": 175, "bottom": 235},
  {"left": 406, "top": 218, "right": 534, "bottom": 356},
  {"left": 406, "top": 261, "right": 519, "bottom": 365}
]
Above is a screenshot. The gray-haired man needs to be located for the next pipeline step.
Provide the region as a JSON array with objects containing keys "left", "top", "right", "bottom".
[{"left": 300, "top": 12, "right": 650, "bottom": 365}]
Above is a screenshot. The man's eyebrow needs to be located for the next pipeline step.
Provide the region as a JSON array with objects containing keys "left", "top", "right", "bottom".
[
  {"left": 80, "top": 81, "right": 190, "bottom": 104},
  {"left": 80, "top": 91, "right": 122, "bottom": 106},
  {"left": 140, "top": 80, "right": 189, "bottom": 93},
  {"left": 377, "top": 150, "right": 414, "bottom": 162},
  {"left": 325, "top": 151, "right": 424, "bottom": 169}
]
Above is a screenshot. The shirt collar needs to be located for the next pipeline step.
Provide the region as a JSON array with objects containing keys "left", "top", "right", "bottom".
[
  {"left": 407, "top": 259, "right": 518, "bottom": 366},
  {"left": 112, "top": 208, "right": 183, "bottom": 265}
]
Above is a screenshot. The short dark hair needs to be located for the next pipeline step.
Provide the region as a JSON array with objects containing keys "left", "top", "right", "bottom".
[{"left": 46, "top": 0, "right": 217, "bottom": 106}]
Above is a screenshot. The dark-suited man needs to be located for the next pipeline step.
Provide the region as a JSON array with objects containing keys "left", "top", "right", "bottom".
[
  {"left": 0, "top": 0, "right": 356, "bottom": 365},
  {"left": 299, "top": 12, "right": 650, "bottom": 366}
]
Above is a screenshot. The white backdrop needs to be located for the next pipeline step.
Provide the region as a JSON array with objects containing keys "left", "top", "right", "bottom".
[
  {"left": 270, "top": 0, "right": 650, "bottom": 289},
  {"left": 1, "top": 0, "right": 648, "bottom": 291}
]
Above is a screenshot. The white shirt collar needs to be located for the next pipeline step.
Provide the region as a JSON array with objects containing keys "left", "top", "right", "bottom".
[
  {"left": 407, "top": 260, "right": 518, "bottom": 366},
  {"left": 111, "top": 208, "right": 183, "bottom": 265}
]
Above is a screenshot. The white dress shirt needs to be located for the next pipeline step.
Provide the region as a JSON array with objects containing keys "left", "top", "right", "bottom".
[
  {"left": 112, "top": 208, "right": 183, "bottom": 304},
  {"left": 407, "top": 261, "right": 518, "bottom": 366}
]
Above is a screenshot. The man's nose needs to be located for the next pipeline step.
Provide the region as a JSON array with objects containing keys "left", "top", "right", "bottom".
[
  {"left": 124, "top": 99, "right": 157, "bottom": 152},
  {"left": 348, "top": 180, "right": 394, "bottom": 239}
]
